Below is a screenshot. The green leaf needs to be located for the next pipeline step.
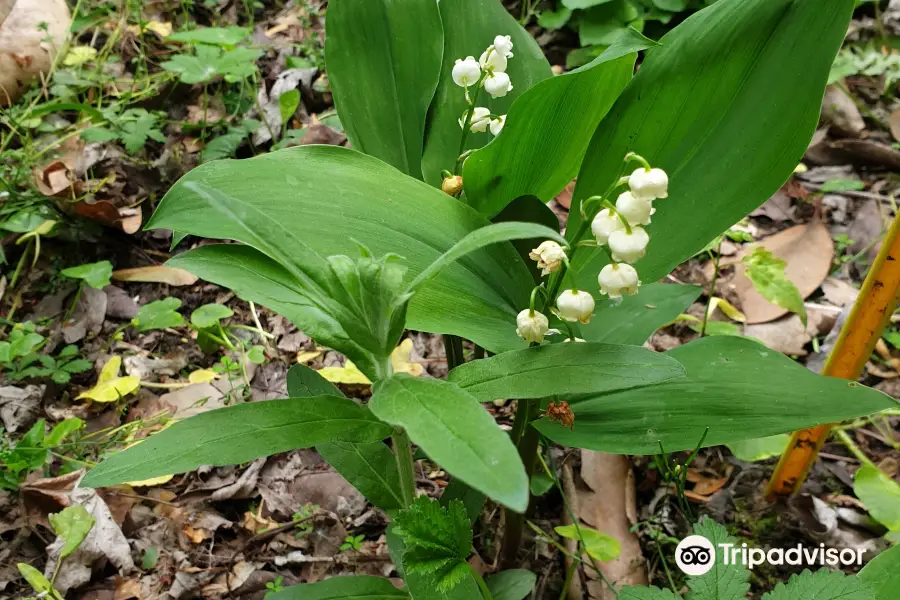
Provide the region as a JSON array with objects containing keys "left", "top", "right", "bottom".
[
  {"left": 854, "top": 464, "right": 900, "bottom": 533},
  {"left": 448, "top": 342, "right": 684, "bottom": 401},
  {"left": 463, "top": 52, "right": 634, "bottom": 217},
  {"left": 761, "top": 569, "right": 873, "bottom": 600},
  {"left": 491, "top": 195, "right": 562, "bottom": 283},
  {"left": 393, "top": 497, "right": 472, "bottom": 592},
  {"left": 421, "top": 0, "right": 552, "bottom": 185},
  {"left": 554, "top": 524, "right": 622, "bottom": 561},
  {"left": 619, "top": 586, "right": 679, "bottom": 600},
  {"left": 286, "top": 363, "right": 342, "bottom": 398},
  {"left": 858, "top": 544, "right": 900, "bottom": 600},
  {"left": 161, "top": 52, "right": 218, "bottom": 84},
  {"left": 535, "top": 336, "right": 895, "bottom": 454},
  {"left": 17, "top": 563, "right": 53, "bottom": 595},
  {"left": 278, "top": 89, "right": 300, "bottom": 124},
  {"left": 578, "top": 2, "right": 640, "bottom": 47},
  {"left": 485, "top": 569, "right": 536, "bottom": 600},
  {"left": 563, "top": 0, "right": 617, "bottom": 9},
  {"left": 538, "top": 6, "right": 573, "bottom": 29},
  {"left": 582, "top": 283, "right": 702, "bottom": 345},
  {"left": 742, "top": 247, "right": 807, "bottom": 326},
  {"left": 689, "top": 517, "right": 750, "bottom": 600},
  {"left": 49, "top": 505, "right": 95, "bottom": 559},
  {"left": 569, "top": 0, "right": 854, "bottom": 288},
  {"left": 820, "top": 178, "right": 864, "bottom": 192},
  {"left": 167, "top": 26, "right": 250, "bottom": 46},
  {"left": 370, "top": 375, "right": 529, "bottom": 512},
  {"left": 268, "top": 575, "right": 409, "bottom": 599},
  {"left": 43, "top": 418, "right": 84, "bottom": 448},
  {"left": 146, "top": 145, "right": 537, "bottom": 359},
  {"left": 531, "top": 470, "right": 555, "bottom": 496},
  {"left": 82, "top": 396, "right": 392, "bottom": 487},
  {"left": 326, "top": 0, "right": 442, "bottom": 179},
  {"left": 190, "top": 303, "right": 233, "bottom": 328},
  {"left": 318, "top": 441, "right": 404, "bottom": 512},
  {"left": 440, "top": 478, "right": 485, "bottom": 525},
  {"left": 133, "top": 298, "right": 185, "bottom": 332},
  {"left": 726, "top": 434, "right": 789, "bottom": 462},
  {"left": 81, "top": 126, "right": 120, "bottom": 143}
]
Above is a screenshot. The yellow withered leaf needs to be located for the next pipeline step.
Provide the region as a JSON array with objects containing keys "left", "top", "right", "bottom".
[
  {"left": 391, "top": 338, "right": 424, "bottom": 376},
  {"left": 318, "top": 360, "right": 371, "bottom": 385},
  {"left": 77, "top": 356, "right": 140, "bottom": 402},
  {"left": 188, "top": 369, "right": 218, "bottom": 384}
]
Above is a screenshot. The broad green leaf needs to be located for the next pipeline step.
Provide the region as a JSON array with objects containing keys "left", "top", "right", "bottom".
[
  {"left": 582, "top": 283, "right": 702, "bottom": 345},
  {"left": 761, "top": 570, "right": 873, "bottom": 600},
  {"left": 726, "top": 434, "right": 789, "bottom": 462},
  {"left": 463, "top": 53, "right": 635, "bottom": 217},
  {"left": 82, "top": 396, "right": 392, "bottom": 487},
  {"left": 742, "top": 247, "right": 807, "bottom": 326},
  {"left": 578, "top": 2, "right": 639, "bottom": 47},
  {"left": 854, "top": 464, "right": 900, "bottom": 533},
  {"left": 619, "top": 587, "right": 679, "bottom": 600},
  {"left": 60, "top": 261, "right": 113, "bottom": 289},
  {"left": 689, "top": 518, "right": 749, "bottom": 600},
  {"left": 568, "top": 0, "right": 854, "bottom": 286},
  {"left": 17, "top": 564, "right": 53, "bottom": 595},
  {"left": 133, "top": 298, "right": 184, "bottom": 332},
  {"left": 167, "top": 26, "right": 249, "bottom": 46},
  {"left": 318, "top": 441, "right": 404, "bottom": 512},
  {"left": 440, "top": 478, "right": 485, "bottom": 525},
  {"left": 538, "top": 7, "right": 573, "bottom": 29},
  {"left": 268, "top": 575, "right": 409, "bottom": 599},
  {"left": 554, "top": 524, "right": 621, "bottom": 561},
  {"left": 563, "top": 0, "right": 616, "bottom": 9},
  {"left": 190, "top": 303, "right": 233, "bottom": 328},
  {"left": 287, "top": 363, "right": 342, "bottom": 398},
  {"left": 535, "top": 336, "right": 895, "bottom": 454},
  {"left": 386, "top": 526, "right": 481, "bottom": 599},
  {"left": 370, "top": 375, "right": 529, "bottom": 512},
  {"left": 486, "top": 569, "right": 537, "bottom": 600},
  {"left": 147, "top": 145, "right": 536, "bottom": 357},
  {"left": 421, "top": 0, "right": 552, "bottom": 185},
  {"left": 858, "top": 544, "right": 900, "bottom": 600},
  {"left": 49, "top": 505, "right": 95, "bottom": 559},
  {"left": 393, "top": 497, "right": 472, "bottom": 592},
  {"left": 492, "top": 195, "right": 562, "bottom": 283},
  {"left": 448, "top": 342, "right": 684, "bottom": 401},
  {"left": 43, "top": 418, "right": 84, "bottom": 448},
  {"left": 326, "top": 0, "right": 442, "bottom": 179},
  {"left": 278, "top": 89, "right": 300, "bottom": 125}
]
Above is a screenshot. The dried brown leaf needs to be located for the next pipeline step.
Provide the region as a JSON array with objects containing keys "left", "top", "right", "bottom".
[{"left": 112, "top": 266, "right": 198, "bottom": 286}]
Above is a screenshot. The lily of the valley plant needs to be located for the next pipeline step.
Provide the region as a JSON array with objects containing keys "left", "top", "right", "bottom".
[{"left": 82, "top": 0, "right": 897, "bottom": 598}]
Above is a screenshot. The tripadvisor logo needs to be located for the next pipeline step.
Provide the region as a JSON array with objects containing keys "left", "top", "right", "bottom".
[{"left": 675, "top": 535, "right": 866, "bottom": 575}]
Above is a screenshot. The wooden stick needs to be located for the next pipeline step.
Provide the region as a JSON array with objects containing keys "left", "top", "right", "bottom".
[{"left": 765, "top": 212, "right": 900, "bottom": 499}]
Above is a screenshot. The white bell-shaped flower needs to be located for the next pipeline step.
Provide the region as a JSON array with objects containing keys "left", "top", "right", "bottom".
[
  {"left": 556, "top": 289, "right": 595, "bottom": 324},
  {"left": 459, "top": 107, "right": 491, "bottom": 133},
  {"left": 615, "top": 191, "right": 655, "bottom": 226},
  {"left": 494, "top": 35, "right": 514, "bottom": 58},
  {"left": 490, "top": 115, "right": 506, "bottom": 136},
  {"left": 629, "top": 167, "right": 669, "bottom": 200},
  {"left": 608, "top": 226, "right": 649, "bottom": 263},
  {"left": 484, "top": 71, "right": 513, "bottom": 98},
  {"left": 528, "top": 240, "right": 565, "bottom": 276},
  {"left": 598, "top": 263, "right": 641, "bottom": 299},
  {"left": 452, "top": 56, "right": 481, "bottom": 87},
  {"left": 591, "top": 208, "right": 624, "bottom": 245},
  {"left": 516, "top": 309, "right": 550, "bottom": 343},
  {"left": 479, "top": 47, "right": 507, "bottom": 73}
]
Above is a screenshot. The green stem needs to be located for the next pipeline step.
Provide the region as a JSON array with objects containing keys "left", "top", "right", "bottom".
[
  {"left": 454, "top": 77, "right": 486, "bottom": 175},
  {"left": 657, "top": 542, "right": 678, "bottom": 595},
  {"left": 700, "top": 238, "right": 723, "bottom": 338},
  {"left": 468, "top": 563, "right": 495, "bottom": 600},
  {"left": 500, "top": 398, "right": 540, "bottom": 568},
  {"left": 559, "top": 559, "right": 578, "bottom": 600},
  {"left": 442, "top": 335, "right": 464, "bottom": 370},
  {"left": 63, "top": 284, "right": 84, "bottom": 323},
  {"left": 393, "top": 428, "right": 416, "bottom": 507},
  {"left": 835, "top": 429, "right": 876, "bottom": 467}
]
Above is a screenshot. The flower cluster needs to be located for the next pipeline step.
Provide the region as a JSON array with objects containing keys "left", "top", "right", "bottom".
[
  {"left": 452, "top": 35, "right": 513, "bottom": 137},
  {"left": 515, "top": 160, "right": 669, "bottom": 343}
]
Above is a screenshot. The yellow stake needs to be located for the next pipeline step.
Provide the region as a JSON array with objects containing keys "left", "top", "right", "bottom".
[{"left": 766, "top": 211, "right": 900, "bottom": 499}]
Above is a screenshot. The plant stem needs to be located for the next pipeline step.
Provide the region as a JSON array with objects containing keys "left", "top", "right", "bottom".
[
  {"left": 468, "top": 563, "right": 495, "bottom": 600},
  {"left": 559, "top": 560, "right": 577, "bottom": 600},
  {"left": 500, "top": 398, "right": 540, "bottom": 567},
  {"left": 442, "top": 334, "right": 464, "bottom": 370},
  {"left": 393, "top": 428, "right": 416, "bottom": 508},
  {"left": 657, "top": 542, "right": 678, "bottom": 595},
  {"left": 700, "top": 238, "right": 723, "bottom": 338},
  {"left": 835, "top": 429, "right": 875, "bottom": 467}
]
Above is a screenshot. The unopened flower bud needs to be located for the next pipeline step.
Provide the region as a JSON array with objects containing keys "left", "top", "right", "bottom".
[
  {"left": 452, "top": 56, "right": 481, "bottom": 87},
  {"left": 608, "top": 226, "right": 649, "bottom": 263},
  {"left": 591, "top": 208, "right": 624, "bottom": 245},
  {"left": 490, "top": 115, "right": 506, "bottom": 136},
  {"left": 493, "top": 35, "right": 514, "bottom": 58},
  {"left": 516, "top": 309, "right": 550, "bottom": 343},
  {"left": 598, "top": 263, "right": 641, "bottom": 299},
  {"left": 629, "top": 167, "right": 669, "bottom": 200},
  {"left": 615, "top": 191, "right": 655, "bottom": 226},
  {"left": 484, "top": 71, "right": 513, "bottom": 98},
  {"left": 479, "top": 47, "right": 508, "bottom": 73},
  {"left": 529, "top": 240, "right": 565, "bottom": 276},
  {"left": 556, "top": 289, "right": 595, "bottom": 324},
  {"left": 442, "top": 175, "right": 463, "bottom": 196}
]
